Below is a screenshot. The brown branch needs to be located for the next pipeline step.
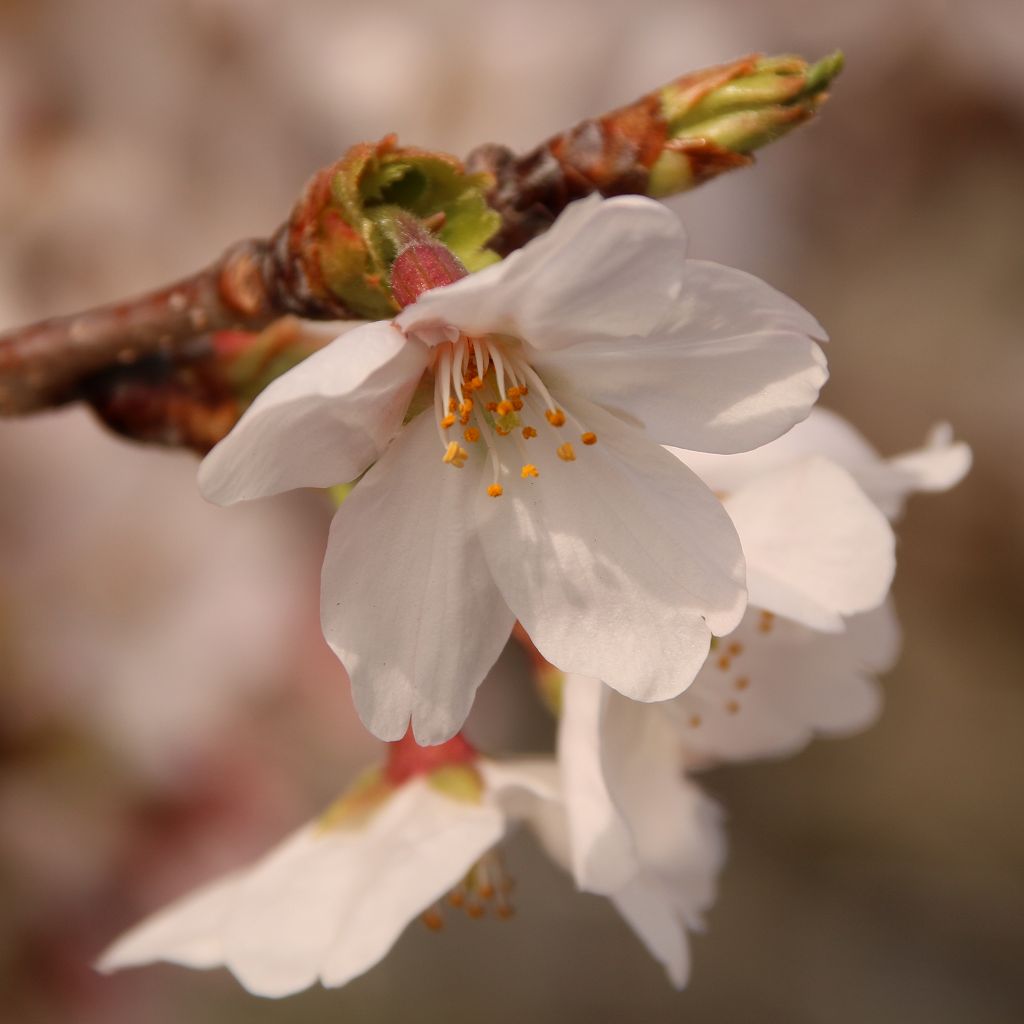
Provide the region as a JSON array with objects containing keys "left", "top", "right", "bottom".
[
  {"left": 0, "top": 240, "right": 278, "bottom": 414},
  {"left": 0, "top": 52, "right": 841, "bottom": 447},
  {"left": 467, "top": 55, "right": 758, "bottom": 255}
]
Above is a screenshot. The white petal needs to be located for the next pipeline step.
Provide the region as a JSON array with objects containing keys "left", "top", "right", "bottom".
[
  {"left": 226, "top": 780, "right": 501, "bottom": 996},
  {"left": 533, "top": 259, "right": 827, "bottom": 453},
  {"left": 723, "top": 456, "right": 895, "bottom": 631},
  {"left": 858, "top": 422, "right": 972, "bottom": 520},
  {"left": 558, "top": 675, "right": 638, "bottom": 893},
  {"left": 612, "top": 879, "right": 691, "bottom": 988},
  {"left": 671, "top": 601, "right": 899, "bottom": 766},
  {"left": 678, "top": 409, "right": 970, "bottom": 520},
  {"left": 560, "top": 674, "right": 718, "bottom": 898},
  {"left": 557, "top": 675, "right": 634, "bottom": 892},
  {"left": 479, "top": 757, "right": 562, "bottom": 807},
  {"left": 100, "top": 779, "right": 503, "bottom": 997},
  {"left": 198, "top": 321, "right": 428, "bottom": 504},
  {"left": 97, "top": 872, "right": 236, "bottom": 974},
  {"left": 596, "top": 694, "right": 725, "bottom": 986},
  {"left": 675, "top": 406, "right": 878, "bottom": 495},
  {"left": 477, "top": 758, "right": 569, "bottom": 866},
  {"left": 600, "top": 692, "right": 726, "bottom": 920},
  {"left": 397, "top": 195, "right": 689, "bottom": 350},
  {"left": 321, "top": 411, "right": 515, "bottom": 743},
  {"left": 317, "top": 780, "right": 504, "bottom": 990},
  {"left": 481, "top": 398, "right": 745, "bottom": 704}
]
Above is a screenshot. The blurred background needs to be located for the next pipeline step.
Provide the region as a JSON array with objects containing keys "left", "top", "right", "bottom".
[{"left": 0, "top": 0, "right": 1021, "bottom": 1021}]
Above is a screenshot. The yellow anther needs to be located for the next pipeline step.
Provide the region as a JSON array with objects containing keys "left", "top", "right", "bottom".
[
  {"left": 556, "top": 442, "right": 576, "bottom": 462},
  {"left": 440, "top": 414, "right": 456, "bottom": 429},
  {"left": 465, "top": 376, "right": 483, "bottom": 391},
  {"left": 522, "top": 426, "right": 538, "bottom": 439},
  {"left": 726, "top": 699, "right": 741, "bottom": 714},
  {"left": 735, "top": 676, "right": 750, "bottom": 691},
  {"left": 442, "top": 442, "right": 469, "bottom": 468},
  {"left": 422, "top": 909, "right": 444, "bottom": 931},
  {"left": 581, "top": 431, "right": 597, "bottom": 445},
  {"left": 487, "top": 484, "right": 504, "bottom": 498},
  {"left": 511, "top": 398, "right": 524, "bottom": 411},
  {"left": 689, "top": 714, "right": 702, "bottom": 728},
  {"left": 459, "top": 398, "right": 474, "bottom": 415},
  {"left": 448, "top": 397, "right": 457, "bottom": 413},
  {"left": 521, "top": 464, "right": 539, "bottom": 479},
  {"left": 507, "top": 386, "right": 523, "bottom": 398},
  {"left": 545, "top": 408, "right": 566, "bottom": 427},
  {"left": 495, "top": 425, "right": 511, "bottom": 436},
  {"left": 496, "top": 399, "right": 515, "bottom": 416},
  {"left": 717, "top": 655, "right": 732, "bottom": 671},
  {"left": 728, "top": 642, "right": 744, "bottom": 656},
  {"left": 464, "top": 426, "right": 481, "bottom": 443},
  {"left": 758, "top": 611, "right": 776, "bottom": 634},
  {"left": 486, "top": 402, "right": 498, "bottom": 413}
]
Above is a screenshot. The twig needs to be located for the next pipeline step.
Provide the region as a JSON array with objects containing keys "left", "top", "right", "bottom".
[{"left": 0, "top": 51, "right": 842, "bottom": 448}]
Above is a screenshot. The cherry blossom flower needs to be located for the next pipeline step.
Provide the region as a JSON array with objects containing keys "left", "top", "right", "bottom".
[
  {"left": 546, "top": 411, "right": 970, "bottom": 988},
  {"left": 97, "top": 723, "right": 718, "bottom": 996},
  {"left": 198, "top": 195, "right": 829, "bottom": 743},
  {"left": 652, "top": 447, "right": 896, "bottom": 762},
  {"left": 661, "top": 409, "right": 970, "bottom": 763},
  {"left": 97, "top": 739, "right": 559, "bottom": 998}
]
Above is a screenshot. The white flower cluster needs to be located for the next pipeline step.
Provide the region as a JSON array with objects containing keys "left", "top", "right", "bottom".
[{"left": 98, "top": 196, "right": 969, "bottom": 995}]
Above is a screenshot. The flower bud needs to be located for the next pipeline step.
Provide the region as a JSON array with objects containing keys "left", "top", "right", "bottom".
[{"left": 390, "top": 239, "right": 468, "bottom": 308}]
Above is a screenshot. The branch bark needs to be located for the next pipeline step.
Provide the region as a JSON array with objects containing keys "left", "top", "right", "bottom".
[
  {"left": 0, "top": 52, "right": 840, "bottom": 448},
  {"left": 0, "top": 240, "right": 279, "bottom": 414}
]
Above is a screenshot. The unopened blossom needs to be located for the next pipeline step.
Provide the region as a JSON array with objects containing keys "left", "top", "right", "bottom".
[
  {"left": 199, "top": 195, "right": 829, "bottom": 743},
  {"left": 98, "top": 736, "right": 559, "bottom": 998}
]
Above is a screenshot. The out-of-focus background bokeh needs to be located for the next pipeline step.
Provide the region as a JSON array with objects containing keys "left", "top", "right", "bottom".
[{"left": 0, "top": 1, "right": 1021, "bottom": 1021}]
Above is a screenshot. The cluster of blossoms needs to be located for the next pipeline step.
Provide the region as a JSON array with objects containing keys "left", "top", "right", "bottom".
[{"left": 98, "top": 195, "right": 969, "bottom": 995}]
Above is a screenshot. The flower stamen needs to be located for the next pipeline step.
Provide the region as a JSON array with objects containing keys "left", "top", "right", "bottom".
[{"left": 442, "top": 442, "right": 469, "bottom": 468}]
